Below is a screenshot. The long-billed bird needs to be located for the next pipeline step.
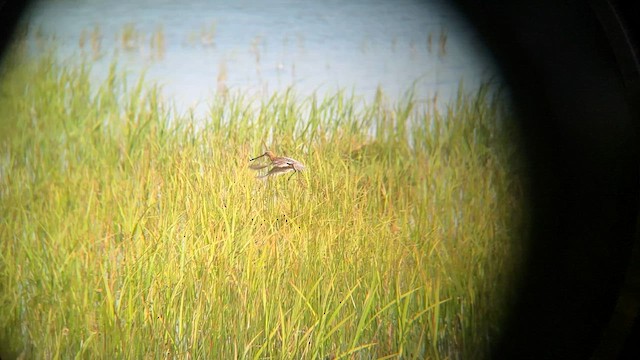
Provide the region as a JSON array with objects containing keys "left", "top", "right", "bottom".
[{"left": 249, "top": 150, "right": 305, "bottom": 179}]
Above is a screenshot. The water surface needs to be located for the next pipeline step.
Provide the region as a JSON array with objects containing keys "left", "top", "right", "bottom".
[{"left": 21, "top": 0, "right": 499, "bottom": 114}]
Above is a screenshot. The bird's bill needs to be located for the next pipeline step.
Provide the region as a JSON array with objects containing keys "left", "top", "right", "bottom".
[{"left": 249, "top": 153, "right": 267, "bottom": 162}]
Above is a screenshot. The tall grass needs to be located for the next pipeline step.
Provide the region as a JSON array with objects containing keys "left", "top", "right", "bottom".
[{"left": 0, "top": 49, "right": 526, "bottom": 359}]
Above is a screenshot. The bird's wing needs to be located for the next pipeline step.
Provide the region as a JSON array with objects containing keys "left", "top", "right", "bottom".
[
  {"left": 284, "top": 158, "right": 304, "bottom": 170},
  {"left": 249, "top": 163, "right": 270, "bottom": 170},
  {"left": 257, "top": 165, "right": 294, "bottom": 178}
]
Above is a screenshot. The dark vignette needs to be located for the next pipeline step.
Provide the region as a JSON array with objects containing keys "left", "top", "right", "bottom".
[
  {"left": 452, "top": 0, "right": 640, "bottom": 358},
  {"left": 1, "top": 1, "right": 639, "bottom": 359}
]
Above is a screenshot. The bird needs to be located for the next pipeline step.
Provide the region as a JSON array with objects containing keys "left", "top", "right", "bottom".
[{"left": 249, "top": 150, "right": 305, "bottom": 179}]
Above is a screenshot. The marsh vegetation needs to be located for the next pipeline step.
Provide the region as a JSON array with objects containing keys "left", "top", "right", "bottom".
[{"left": 0, "top": 26, "right": 525, "bottom": 359}]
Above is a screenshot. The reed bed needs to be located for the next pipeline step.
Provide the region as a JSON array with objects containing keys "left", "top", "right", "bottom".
[{"left": 0, "top": 50, "right": 526, "bottom": 359}]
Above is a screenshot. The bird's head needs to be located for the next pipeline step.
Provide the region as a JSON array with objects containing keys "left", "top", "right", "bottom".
[
  {"left": 264, "top": 150, "right": 277, "bottom": 161},
  {"left": 250, "top": 150, "right": 276, "bottom": 162}
]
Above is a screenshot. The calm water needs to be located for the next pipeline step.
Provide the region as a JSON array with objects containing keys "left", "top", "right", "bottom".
[{"left": 20, "top": 0, "right": 499, "bottom": 115}]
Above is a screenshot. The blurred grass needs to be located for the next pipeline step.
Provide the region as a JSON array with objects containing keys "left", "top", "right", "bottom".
[{"left": 0, "top": 46, "right": 526, "bottom": 359}]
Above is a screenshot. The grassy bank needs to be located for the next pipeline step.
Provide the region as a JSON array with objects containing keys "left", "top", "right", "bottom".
[{"left": 0, "top": 50, "right": 526, "bottom": 359}]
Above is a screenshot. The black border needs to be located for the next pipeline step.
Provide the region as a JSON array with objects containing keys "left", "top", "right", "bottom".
[
  {"left": 1, "top": 1, "right": 639, "bottom": 358},
  {"left": 453, "top": 0, "right": 640, "bottom": 358}
]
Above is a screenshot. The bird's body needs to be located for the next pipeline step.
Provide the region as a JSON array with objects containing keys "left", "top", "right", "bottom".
[{"left": 249, "top": 150, "right": 305, "bottom": 179}]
